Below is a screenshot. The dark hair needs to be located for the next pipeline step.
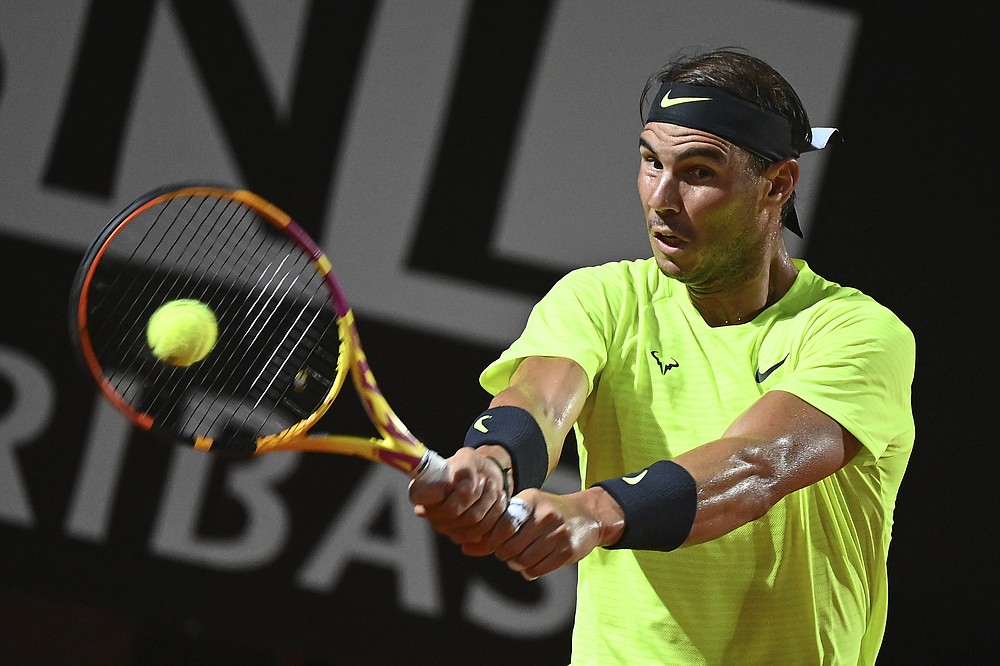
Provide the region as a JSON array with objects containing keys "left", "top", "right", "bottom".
[{"left": 641, "top": 48, "right": 811, "bottom": 224}]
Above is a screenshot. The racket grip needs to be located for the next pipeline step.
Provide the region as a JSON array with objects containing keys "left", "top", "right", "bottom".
[
  {"left": 412, "top": 449, "right": 452, "bottom": 484},
  {"left": 414, "top": 450, "right": 531, "bottom": 531}
]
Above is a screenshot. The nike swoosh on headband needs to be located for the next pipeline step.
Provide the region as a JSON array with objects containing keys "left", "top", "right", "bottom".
[{"left": 659, "top": 88, "right": 712, "bottom": 108}]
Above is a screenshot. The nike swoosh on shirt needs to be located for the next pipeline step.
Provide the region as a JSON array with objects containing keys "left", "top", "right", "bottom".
[
  {"left": 755, "top": 354, "right": 789, "bottom": 383},
  {"left": 474, "top": 415, "right": 491, "bottom": 433}
]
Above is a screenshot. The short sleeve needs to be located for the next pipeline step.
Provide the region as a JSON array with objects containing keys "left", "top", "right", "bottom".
[
  {"left": 480, "top": 264, "right": 627, "bottom": 396},
  {"left": 775, "top": 298, "right": 916, "bottom": 463}
]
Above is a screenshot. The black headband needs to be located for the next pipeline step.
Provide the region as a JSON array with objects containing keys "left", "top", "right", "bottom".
[{"left": 644, "top": 82, "right": 840, "bottom": 236}]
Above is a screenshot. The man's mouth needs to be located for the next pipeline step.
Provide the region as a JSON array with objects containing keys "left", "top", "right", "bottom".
[{"left": 652, "top": 228, "right": 686, "bottom": 249}]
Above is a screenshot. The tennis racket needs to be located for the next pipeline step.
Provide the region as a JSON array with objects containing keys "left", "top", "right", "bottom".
[{"left": 70, "top": 183, "right": 528, "bottom": 527}]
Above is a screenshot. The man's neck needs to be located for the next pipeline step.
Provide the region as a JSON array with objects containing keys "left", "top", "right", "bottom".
[{"left": 687, "top": 253, "right": 799, "bottom": 327}]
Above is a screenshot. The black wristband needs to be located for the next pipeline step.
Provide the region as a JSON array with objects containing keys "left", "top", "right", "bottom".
[
  {"left": 593, "top": 460, "right": 697, "bottom": 551},
  {"left": 463, "top": 406, "right": 548, "bottom": 493}
]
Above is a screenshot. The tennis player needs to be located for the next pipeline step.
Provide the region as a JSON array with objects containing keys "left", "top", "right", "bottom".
[{"left": 410, "top": 48, "right": 915, "bottom": 665}]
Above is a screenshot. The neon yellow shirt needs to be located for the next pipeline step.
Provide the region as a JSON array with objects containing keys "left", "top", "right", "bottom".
[{"left": 481, "top": 259, "right": 915, "bottom": 665}]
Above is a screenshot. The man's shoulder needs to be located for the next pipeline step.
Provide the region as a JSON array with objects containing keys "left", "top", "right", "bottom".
[
  {"left": 787, "top": 265, "right": 913, "bottom": 351},
  {"left": 792, "top": 262, "right": 909, "bottom": 326}
]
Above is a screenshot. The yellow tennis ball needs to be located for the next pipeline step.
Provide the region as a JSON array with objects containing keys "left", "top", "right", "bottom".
[{"left": 146, "top": 299, "right": 218, "bottom": 367}]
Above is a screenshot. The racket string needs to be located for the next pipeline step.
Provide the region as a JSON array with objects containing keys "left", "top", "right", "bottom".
[
  {"left": 88, "top": 192, "right": 341, "bottom": 445},
  {"left": 158, "top": 201, "right": 292, "bottom": 435},
  {"left": 106, "top": 196, "right": 270, "bottom": 427},
  {"left": 125, "top": 197, "right": 258, "bottom": 416},
  {"left": 179, "top": 208, "right": 337, "bottom": 442},
  {"left": 195, "top": 248, "right": 319, "bottom": 438},
  {"left": 92, "top": 195, "right": 211, "bottom": 367},
  {"left": 94, "top": 195, "right": 236, "bottom": 416}
]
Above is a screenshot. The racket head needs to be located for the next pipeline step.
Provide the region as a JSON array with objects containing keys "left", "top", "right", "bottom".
[{"left": 71, "top": 184, "right": 423, "bottom": 470}]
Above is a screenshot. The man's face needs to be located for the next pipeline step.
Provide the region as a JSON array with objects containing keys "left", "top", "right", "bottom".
[{"left": 637, "top": 122, "right": 774, "bottom": 290}]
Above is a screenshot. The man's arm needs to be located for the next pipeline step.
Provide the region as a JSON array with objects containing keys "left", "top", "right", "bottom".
[
  {"left": 485, "top": 355, "right": 589, "bottom": 479},
  {"left": 494, "top": 388, "right": 862, "bottom": 578},
  {"left": 411, "top": 356, "right": 863, "bottom": 578},
  {"left": 673, "top": 388, "right": 862, "bottom": 545},
  {"left": 408, "top": 356, "right": 590, "bottom": 550}
]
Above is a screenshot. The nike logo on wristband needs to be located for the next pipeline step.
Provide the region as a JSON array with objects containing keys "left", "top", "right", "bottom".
[
  {"left": 623, "top": 470, "right": 648, "bottom": 485},
  {"left": 474, "top": 415, "right": 492, "bottom": 433}
]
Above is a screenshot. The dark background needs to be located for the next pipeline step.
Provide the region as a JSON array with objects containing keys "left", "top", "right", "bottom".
[
  {"left": 806, "top": 3, "right": 995, "bottom": 660},
  {"left": 1, "top": 1, "right": 995, "bottom": 664}
]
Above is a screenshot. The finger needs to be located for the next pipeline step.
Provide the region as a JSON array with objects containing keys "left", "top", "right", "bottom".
[
  {"left": 504, "top": 536, "right": 548, "bottom": 574},
  {"left": 442, "top": 489, "right": 509, "bottom": 544},
  {"left": 493, "top": 513, "right": 540, "bottom": 564},
  {"left": 460, "top": 497, "right": 526, "bottom": 556},
  {"left": 408, "top": 477, "right": 449, "bottom": 506},
  {"left": 461, "top": 539, "right": 496, "bottom": 558},
  {"left": 419, "top": 468, "right": 487, "bottom": 520},
  {"left": 515, "top": 543, "right": 572, "bottom": 580}
]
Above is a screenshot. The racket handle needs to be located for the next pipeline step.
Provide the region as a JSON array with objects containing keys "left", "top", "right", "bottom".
[
  {"left": 414, "top": 450, "right": 531, "bottom": 531},
  {"left": 412, "top": 448, "right": 452, "bottom": 484}
]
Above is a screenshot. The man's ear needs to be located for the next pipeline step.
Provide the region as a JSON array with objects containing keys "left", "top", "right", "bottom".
[{"left": 764, "top": 159, "right": 800, "bottom": 209}]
